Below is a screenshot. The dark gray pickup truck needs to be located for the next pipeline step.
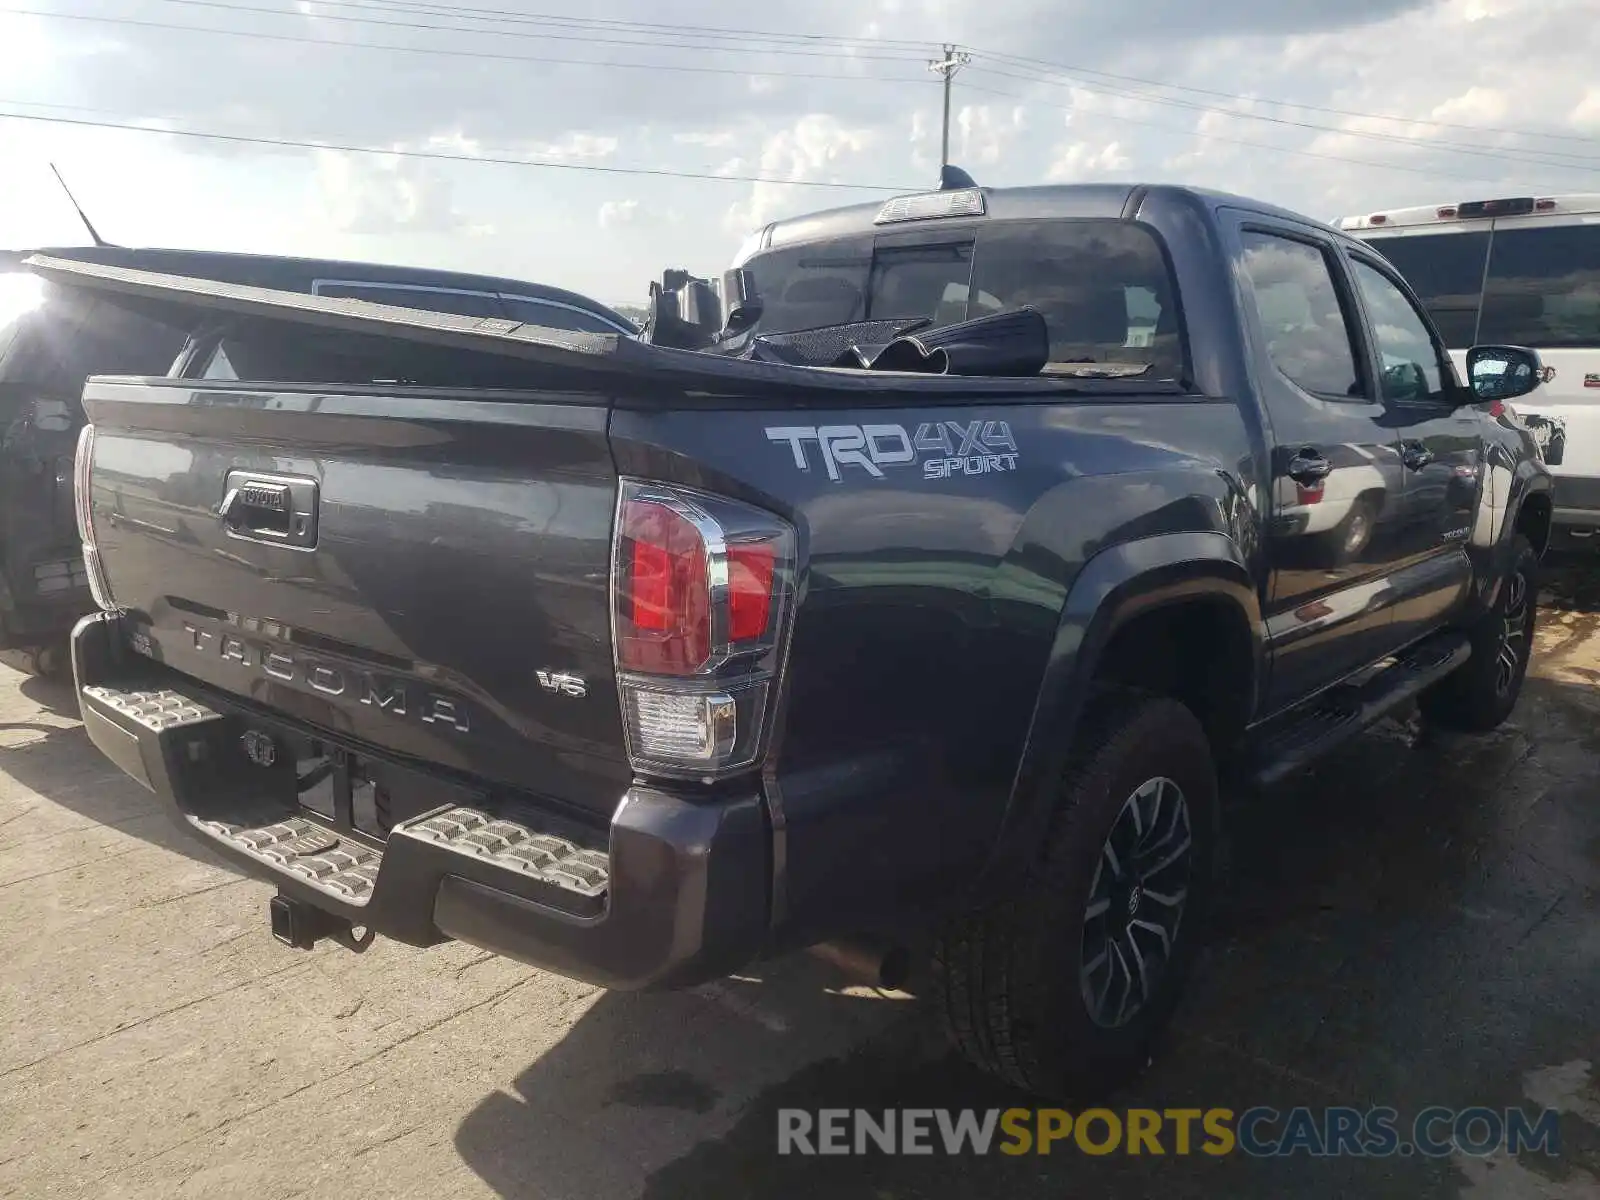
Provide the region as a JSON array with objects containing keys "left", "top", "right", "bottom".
[{"left": 39, "top": 180, "right": 1553, "bottom": 1099}]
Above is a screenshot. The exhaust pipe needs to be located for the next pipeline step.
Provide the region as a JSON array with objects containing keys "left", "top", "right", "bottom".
[{"left": 807, "top": 939, "right": 911, "bottom": 990}]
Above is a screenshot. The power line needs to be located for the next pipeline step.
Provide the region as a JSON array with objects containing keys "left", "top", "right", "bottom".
[
  {"left": 0, "top": 107, "right": 916, "bottom": 190},
  {"left": 16, "top": 5, "right": 1592, "bottom": 185},
  {"left": 968, "top": 64, "right": 1600, "bottom": 174},
  {"left": 136, "top": 0, "right": 934, "bottom": 62},
  {"left": 960, "top": 44, "right": 1600, "bottom": 147},
  {"left": 960, "top": 80, "right": 1571, "bottom": 186},
  {"left": 4, "top": 8, "right": 939, "bottom": 83},
  {"left": 307, "top": 0, "right": 935, "bottom": 51}
]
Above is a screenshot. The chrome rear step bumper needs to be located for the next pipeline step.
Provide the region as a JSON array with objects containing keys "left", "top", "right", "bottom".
[{"left": 72, "top": 610, "right": 770, "bottom": 989}]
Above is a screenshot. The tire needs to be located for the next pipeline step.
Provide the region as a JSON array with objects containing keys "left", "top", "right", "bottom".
[
  {"left": 1, "top": 640, "right": 71, "bottom": 680},
  {"left": 931, "top": 691, "right": 1217, "bottom": 1099},
  {"left": 1419, "top": 534, "right": 1538, "bottom": 733},
  {"left": 33, "top": 641, "right": 70, "bottom": 681}
]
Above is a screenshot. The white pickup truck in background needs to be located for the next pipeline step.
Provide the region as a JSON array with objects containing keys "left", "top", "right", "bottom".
[{"left": 1339, "top": 194, "right": 1600, "bottom": 548}]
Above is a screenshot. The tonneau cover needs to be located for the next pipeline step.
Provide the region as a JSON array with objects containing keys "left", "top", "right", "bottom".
[{"left": 24, "top": 253, "right": 1162, "bottom": 401}]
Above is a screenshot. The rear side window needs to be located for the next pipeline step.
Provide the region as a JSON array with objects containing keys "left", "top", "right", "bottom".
[
  {"left": 1479, "top": 224, "right": 1600, "bottom": 348},
  {"left": 499, "top": 295, "right": 622, "bottom": 334},
  {"left": 1361, "top": 231, "right": 1489, "bottom": 349},
  {"left": 744, "top": 219, "right": 1183, "bottom": 377},
  {"left": 315, "top": 282, "right": 504, "bottom": 319},
  {"left": 1239, "top": 231, "right": 1363, "bottom": 399}
]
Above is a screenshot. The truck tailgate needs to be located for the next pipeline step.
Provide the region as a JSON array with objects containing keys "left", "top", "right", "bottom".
[{"left": 83, "top": 380, "right": 630, "bottom": 817}]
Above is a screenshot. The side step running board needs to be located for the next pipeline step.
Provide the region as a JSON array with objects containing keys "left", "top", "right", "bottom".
[{"left": 1247, "top": 631, "right": 1471, "bottom": 788}]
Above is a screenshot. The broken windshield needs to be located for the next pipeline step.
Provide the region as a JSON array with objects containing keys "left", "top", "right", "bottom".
[{"left": 740, "top": 218, "right": 1183, "bottom": 379}]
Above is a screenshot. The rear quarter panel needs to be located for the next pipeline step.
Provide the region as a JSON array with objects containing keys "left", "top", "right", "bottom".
[{"left": 609, "top": 395, "right": 1260, "bottom": 942}]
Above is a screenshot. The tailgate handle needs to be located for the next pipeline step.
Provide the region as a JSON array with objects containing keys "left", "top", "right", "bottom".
[{"left": 218, "top": 472, "right": 319, "bottom": 549}]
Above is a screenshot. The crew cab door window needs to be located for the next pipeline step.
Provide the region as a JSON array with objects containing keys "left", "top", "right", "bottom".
[
  {"left": 1348, "top": 257, "right": 1450, "bottom": 403},
  {"left": 1238, "top": 231, "right": 1364, "bottom": 399}
]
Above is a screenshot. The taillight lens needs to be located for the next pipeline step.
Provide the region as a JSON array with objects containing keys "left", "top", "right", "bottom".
[
  {"left": 73, "top": 423, "right": 95, "bottom": 545},
  {"left": 74, "top": 423, "right": 115, "bottom": 611},
  {"left": 612, "top": 480, "right": 795, "bottom": 779}
]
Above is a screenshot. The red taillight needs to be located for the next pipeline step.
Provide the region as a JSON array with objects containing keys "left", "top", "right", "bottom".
[
  {"left": 619, "top": 497, "right": 711, "bottom": 673},
  {"left": 1535, "top": 198, "right": 1556, "bottom": 211},
  {"left": 612, "top": 480, "right": 795, "bottom": 779},
  {"left": 1437, "top": 206, "right": 1457, "bottom": 219},
  {"left": 728, "top": 543, "right": 776, "bottom": 641},
  {"left": 1369, "top": 213, "right": 1387, "bottom": 225}
]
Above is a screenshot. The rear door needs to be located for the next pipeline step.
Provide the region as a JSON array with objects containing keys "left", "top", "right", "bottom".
[{"left": 1227, "top": 217, "right": 1411, "bottom": 712}]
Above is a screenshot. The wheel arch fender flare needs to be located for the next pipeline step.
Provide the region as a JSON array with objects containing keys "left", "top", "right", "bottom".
[{"left": 978, "top": 531, "right": 1265, "bottom": 885}]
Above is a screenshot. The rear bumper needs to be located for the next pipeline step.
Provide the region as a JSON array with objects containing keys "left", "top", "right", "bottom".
[{"left": 72, "top": 610, "right": 770, "bottom": 990}]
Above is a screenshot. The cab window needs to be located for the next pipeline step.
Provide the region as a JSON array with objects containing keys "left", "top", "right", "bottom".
[{"left": 1348, "top": 257, "right": 1449, "bottom": 403}]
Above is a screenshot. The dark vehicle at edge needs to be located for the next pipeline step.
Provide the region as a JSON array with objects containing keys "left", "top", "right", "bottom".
[
  {"left": 43, "top": 179, "right": 1552, "bottom": 1099},
  {"left": 0, "top": 245, "right": 635, "bottom": 674}
]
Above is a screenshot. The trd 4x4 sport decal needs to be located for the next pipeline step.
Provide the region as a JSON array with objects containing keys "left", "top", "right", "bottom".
[{"left": 765, "top": 420, "right": 1019, "bottom": 482}]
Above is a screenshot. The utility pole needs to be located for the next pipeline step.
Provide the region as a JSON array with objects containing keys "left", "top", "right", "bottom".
[{"left": 927, "top": 44, "right": 972, "bottom": 170}]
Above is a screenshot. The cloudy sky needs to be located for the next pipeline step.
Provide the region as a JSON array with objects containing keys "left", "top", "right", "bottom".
[{"left": 2, "top": 0, "right": 1597, "bottom": 307}]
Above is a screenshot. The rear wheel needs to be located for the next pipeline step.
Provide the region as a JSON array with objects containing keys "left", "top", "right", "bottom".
[
  {"left": 931, "top": 692, "right": 1217, "bottom": 1099},
  {"left": 1420, "top": 534, "right": 1538, "bottom": 732},
  {"left": 0, "top": 640, "right": 71, "bottom": 680}
]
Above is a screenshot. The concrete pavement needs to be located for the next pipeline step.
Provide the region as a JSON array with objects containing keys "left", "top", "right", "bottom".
[{"left": 2, "top": 563, "right": 1597, "bottom": 1199}]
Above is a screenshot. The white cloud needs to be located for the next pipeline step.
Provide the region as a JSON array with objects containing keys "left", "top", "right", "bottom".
[
  {"left": 957, "top": 104, "right": 1028, "bottom": 165},
  {"left": 312, "top": 149, "right": 493, "bottom": 237},
  {"left": 910, "top": 108, "right": 936, "bottom": 174},
  {"left": 1430, "top": 87, "right": 1509, "bottom": 125},
  {"left": 528, "top": 132, "right": 619, "bottom": 161},
  {"left": 1046, "top": 140, "right": 1131, "bottom": 180},
  {"left": 9, "top": 0, "right": 1600, "bottom": 303},
  {"left": 597, "top": 199, "right": 639, "bottom": 228},
  {"left": 723, "top": 114, "right": 875, "bottom": 234},
  {"left": 1571, "top": 88, "right": 1600, "bottom": 133},
  {"left": 674, "top": 130, "right": 738, "bottom": 149}
]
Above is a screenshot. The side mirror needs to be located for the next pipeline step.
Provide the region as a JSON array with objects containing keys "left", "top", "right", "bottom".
[{"left": 1465, "top": 344, "right": 1552, "bottom": 403}]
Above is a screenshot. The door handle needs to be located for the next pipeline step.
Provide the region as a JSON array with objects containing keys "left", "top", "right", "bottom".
[
  {"left": 1287, "top": 449, "right": 1332, "bottom": 485},
  {"left": 1400, "top": 442, "right": 1434, "bottom": 471}
]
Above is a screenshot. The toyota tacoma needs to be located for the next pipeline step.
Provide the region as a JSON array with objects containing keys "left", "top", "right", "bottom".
[{"left": 37, "top": 179, "right": 1552, "bottom": 1098}]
